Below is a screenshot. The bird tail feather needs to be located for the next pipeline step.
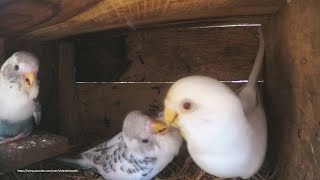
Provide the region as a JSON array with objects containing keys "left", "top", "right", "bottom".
[
  {"left": 247, "top": 26, "right": 264, "bottom": 87},
  {"left": 57, "top": 157, "right": 90, "bottom": 169},
  {"left": 238, "top": 26, "right": 264, "bottom": 111}
]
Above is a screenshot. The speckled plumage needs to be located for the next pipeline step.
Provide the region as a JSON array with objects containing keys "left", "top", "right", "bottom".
[
  {"left": 82, "top": 134, "right": 157, "bottom": 178},
  {"left": 60, "top": 111, "right": 182, "bottom": 180}
]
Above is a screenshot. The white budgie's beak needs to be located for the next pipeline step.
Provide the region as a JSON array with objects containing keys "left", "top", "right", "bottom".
[
  {"left": 164, "top": 108, "right": 179, "bottom": 128},
  {"left": 22, "top": 72, "right": 36, "bottom": 89},
  {"left": 164, "top": 108, "right": 187, "bottom": 138},
  {"left": 149, "top": 119, "right": 168, "bottom": 134}
]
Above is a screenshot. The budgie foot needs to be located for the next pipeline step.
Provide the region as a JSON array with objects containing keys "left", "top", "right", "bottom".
[{"left": 0, "top": 130, "right": 32, "bottom": 144}]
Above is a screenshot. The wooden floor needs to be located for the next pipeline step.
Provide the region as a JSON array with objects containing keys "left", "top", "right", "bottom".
[{"left": 0, "top": 131, "right": 73, "bottom": 173}]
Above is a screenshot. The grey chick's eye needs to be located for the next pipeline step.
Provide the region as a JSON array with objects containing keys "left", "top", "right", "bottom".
[
  {"left": 141, "top": 139, "right": 149, "bottom": 143},
  {"left": 14, "top": 65, "right": 19, "bottom": 71}
]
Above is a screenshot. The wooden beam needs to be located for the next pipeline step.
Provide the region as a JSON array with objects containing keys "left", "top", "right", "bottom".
[
  {"left": 264, "top": 0, "right": 320, "bottom": 179},
  {"left": 0, "top": 0, "right": 284, "bottom": 40},
  {"left": 0, "top": 0, "right": 100, "bottom": 38},
  {"left": 58, "top": 41, "right": 82, "bottom": 144}
]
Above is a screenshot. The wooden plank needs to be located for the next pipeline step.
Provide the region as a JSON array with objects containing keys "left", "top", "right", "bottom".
[
  {"left": 77, "top": 82, "right": 245, "bottom": 139},
  {"left": 0, "top": 131, "right": 73, "bottom": 173},
  {"left": 0, "top": 0, "right": 100, "bottom": 37},
  {"left": 264, "top": 0, "right": 320, "bottom": 179},
  {"left": 58, "top": 42, "right": 83, "bottom": 144},
  {"left": 121, "top": 26, "right": 260, "bottom": 81},
  {"left": 0, "top": 0, "right": 15, "bottom": 6},
  {"left": 0, "top": 38, "right": 4, "bottom": 65},
  {"left": 64, "top": 15, "right": 272, "bottom": 44},
  {"left": 4, "top": 40, "right": 60, "bottom": 133},
  {"left": 75, "top": 37, "right": 127, "bottom": 82},
  {"left": 0, "top": 0, "right": 283, "bottom": 40}
]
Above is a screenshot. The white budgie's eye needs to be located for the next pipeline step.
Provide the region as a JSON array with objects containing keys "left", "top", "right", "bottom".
[{"left": 182, "top": 100, "right": 192, "bottom": 110}]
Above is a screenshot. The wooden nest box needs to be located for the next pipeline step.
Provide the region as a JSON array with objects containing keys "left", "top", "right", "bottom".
[{"left": 0, "top": 0, "right": 319, "bottom": 179}]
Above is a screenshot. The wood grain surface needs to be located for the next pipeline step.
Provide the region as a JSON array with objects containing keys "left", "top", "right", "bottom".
[
  {"left": 0, "top": 0, "right": 100, "bottom": 38},
  {"left": 121, "top": 26, "right": 260, "bottom": 82},
  {"left": 264, "top": 0, "right": 320, "bottom": 179},
  {"left": 0, "top": 0, "right": 284, "bottom": 39},
  {"left": 58, "top": 41, "right": 83, "bottom": 144}
]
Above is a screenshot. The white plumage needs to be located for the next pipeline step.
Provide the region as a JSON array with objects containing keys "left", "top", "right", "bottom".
[
  {"left": 163, "top": 27, "right": 267, "bottom": 179},
  {"left": 0, "top": 51, "right": 40, "bottom": 144}
]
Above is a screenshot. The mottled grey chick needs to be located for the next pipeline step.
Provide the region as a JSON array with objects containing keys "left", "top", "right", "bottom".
[
  {"left": 60, "top": 110, "right": 182, "bottom": 180},
  {"left": 0, "top": 51, "right": 40, "bottom": 144}
]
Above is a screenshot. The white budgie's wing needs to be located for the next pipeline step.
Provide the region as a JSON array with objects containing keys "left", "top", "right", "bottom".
[{"left": 33, "top": 98, "right": 41, "bottom": 125}]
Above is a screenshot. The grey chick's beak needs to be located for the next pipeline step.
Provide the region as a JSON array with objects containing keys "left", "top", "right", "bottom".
[
  {"left": 150, "top": 119, "right": 169, "bottom": 134},
  {"left": 23, "top": 72, "right": 36, "bottom": 88}
]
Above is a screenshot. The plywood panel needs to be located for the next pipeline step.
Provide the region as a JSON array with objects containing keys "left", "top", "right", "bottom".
[
  {"left": 4, "top": 40, "right": 60, "bottom": 133},
  {"left": 264, "top": 0, "right": 320, "bottom": 179},
  {"left": 77, "top": 82, "right": 245, "bottom": 138},
  {"left": 121, "top": 26, "right": 260, "bottom": 81},
  {"left": 0, "top": 0, "right": 283, "bottom": 40}
]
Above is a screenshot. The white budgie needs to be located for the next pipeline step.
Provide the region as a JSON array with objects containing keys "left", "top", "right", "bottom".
[{"left": 162, "top": 27, "right": 267, "bottom": 179}]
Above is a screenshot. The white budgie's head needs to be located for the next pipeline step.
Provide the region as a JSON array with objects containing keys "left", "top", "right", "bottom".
[
  {"left": 0, "top": 51, "right": 39, "bottom": 98},
  {"left": 163, "top": 75, "right": 244, "bottom": 139}
]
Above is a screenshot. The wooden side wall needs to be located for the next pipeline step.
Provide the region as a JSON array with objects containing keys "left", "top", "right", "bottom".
[
  {"left": 75, "top": 37, "right": 127, "bottom": 82},
  {"left": 58, "top": 42, "right": 83, "bottom": 143},
  {"left": 264, "top": 0, "right": 320, "bottom": 179},
  {"left": 121, "top": 26, "right": 260, "bottom": 82},
  {"left": 76, "top": 26, "right": 260, "bottom": 139}
]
